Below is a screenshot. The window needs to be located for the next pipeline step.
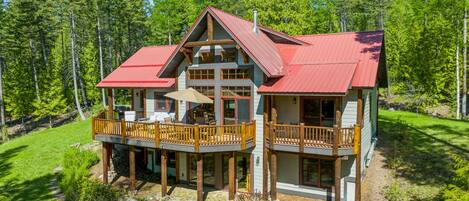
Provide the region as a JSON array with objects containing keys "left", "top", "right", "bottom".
[
  {"left": 221, "top": 69, "right": 251, "bottom": 79},
  {"left": 221, "top": 49, "right": 237, "bottom": 62},
  {"left": 154, "top": 93, "right": 174, "bottom": 112},
  {"left": 188, "top": 69, "right": 214, "bottom": 80},
  {"left": 221, "top": 86, "right": 251, "bottom": 97},
  {"left": 199, "top": 52, "right": 215, "bottom": 64},
  {"left": 189, "top": 86, "right": 215, "bottom": 97},
  {"left": 301, "top": 157, "right": 335, "bottom": 188}
]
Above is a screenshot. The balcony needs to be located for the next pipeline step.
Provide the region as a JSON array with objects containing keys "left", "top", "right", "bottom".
[
  {"left": 92, "top": 111, "right": 256, "bottom": 153},
  {"left": 266, "top": 123, "right": 359, "bottom": 156}
]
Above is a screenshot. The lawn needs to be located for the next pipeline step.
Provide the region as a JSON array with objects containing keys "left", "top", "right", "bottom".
[
  {"left": 378, "top": 109, "right": 469, "bottom": 200},
  {"left": 0, "top": 119, "right": 92, "bottom": 201}
]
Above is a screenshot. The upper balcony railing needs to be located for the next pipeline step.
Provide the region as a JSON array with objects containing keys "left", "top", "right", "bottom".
[
  {"left": 265, "top": 122, "right": 359, "bottom": 156},
  {"left": 92, "top": 111, "right": 256, "bottom": 153}
]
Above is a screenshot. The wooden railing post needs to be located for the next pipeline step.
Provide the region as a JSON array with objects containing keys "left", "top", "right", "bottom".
[
  {"left": 155, "top": 122, "right": 160, "bottom": 148},
  {"left": 333, "top": 124, "right": 339, "bottom": 156},
  {"left": 252, "top": 120, "right": 256, "bottom": 144},
  {"left": 241, "top": 122, "right": 246, "bottom": 150},
  {"left": 299, "top": 123, "right": 305, "bottom": 153},
  {"left": 269, "top": 121, "right": 274, "bottom": 149},
  {"left": 194, "top": 124, "right": 200, "bottom": 153},
  {"left": 121, "top": 119, "right": 126, "bottom": 144},
  {"left": 354, "top": 124, "right": 361, "bottom": 155}
]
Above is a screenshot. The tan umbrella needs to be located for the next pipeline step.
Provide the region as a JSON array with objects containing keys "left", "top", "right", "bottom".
[{"left": 164, "top": 87, "right": 213, "bottom": 104}]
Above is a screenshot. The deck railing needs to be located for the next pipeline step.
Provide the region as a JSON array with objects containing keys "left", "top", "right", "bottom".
[
  {"left": 267, "top": 123, "right": 358, "bottom": 154},
  {"left": 92, "top": 111, "right": 256, "bottom": 152}
]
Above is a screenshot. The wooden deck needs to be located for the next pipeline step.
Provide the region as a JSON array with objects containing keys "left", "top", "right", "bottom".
[
  {"left": 92, "top": 112, "right": 256, "bottom": 153},
  {"left": 266, "top": 123, "right": 359, "bottom": 156}
]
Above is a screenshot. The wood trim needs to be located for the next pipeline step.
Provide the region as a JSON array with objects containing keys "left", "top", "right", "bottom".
[
  {"left": 335, "top": 157, "right": 342, "bottom": 201},
  {"left": 131, "top": 89, "right": 134, "bottom": 111},
  {"left": 207, "top": 14, "right": 213, "bottom": 41},
  {"left": 197, "top": 153, "right": 204, "bottom": 201},
  {"left": 355, "top": 124, "right": 362, "bottom": 201},
  {"left": 129, "top": 146, "right": 136, "bottom": 190},
  {"left": 357, "top": 89, "right": 363, "bottom": 126},
  {"left": 161, "top": 150, "right": 168, "bottom": 196},
  {"left": 107, "top": 89, "right": 113, "bottom": 119},
  {"left": 184, "top": 39, "right": 235, "bottom": 47},
  {"left": 143, "top": 89, "right": 147, "bottom": 118}
]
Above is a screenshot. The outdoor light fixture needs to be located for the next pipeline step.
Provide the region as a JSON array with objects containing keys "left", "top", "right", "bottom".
[
  {"left": 256, "top": 156, "right": 260, "bottom": 166},
  {"left": 293, "top": 97, "right": 297, "bottom": 104}
]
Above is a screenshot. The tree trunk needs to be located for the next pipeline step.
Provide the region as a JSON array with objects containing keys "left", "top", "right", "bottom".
[
  {"left": 463, "top": 8, "right": 467, "bottom": 119},
  {"left": 0, "top": 57, "right": 5, "bottom": 126},
  {"left": 75, "top": 53, "right": 89, "bottom": 111},
  {"left": 39, "top": 31, "right": 48, "bottom": 66},
  {"left": 70, "top": 13, "right": 86, "bottom": 120},
  {"left": 456, "top": 25, "right": 461, "bottom": 119},
  {"left": 29, "top": 39, "right": 41, "bottom": 101},
  {"left": 96, "top": 2, "right": 106, "bottom": 107}
]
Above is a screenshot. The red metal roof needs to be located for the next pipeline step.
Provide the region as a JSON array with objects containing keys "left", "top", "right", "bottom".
[
  {"left": 258, "top": 63, "right": 357, "bottom": 94},
  {"left": 97, "top": 46, "right": 176, "bottom": 88}
]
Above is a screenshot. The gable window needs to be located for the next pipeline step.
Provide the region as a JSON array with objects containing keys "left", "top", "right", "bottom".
[
  {"left": 221, "top": 49, "right": 237, "bottom": 62},
  {"left": 189, "top": 86, "right": 215, "bottom": 97},
  {"left": 199, "top": 52, "right": 215, "bottom": 64},
  {"left": 154, "top": 93, "right": 174, "bottom": 112},
  {"left": 300, "top": 157, "right": 334, "bottom": 188},
  {"left": 221, "top": 86, "right": 251, "bottom": 97},
  {"left": 188, "top": 69, "right": 214, "bottom": 80},
  {"left": 221, "top": 69, "right": 251, "bottom": 79}
]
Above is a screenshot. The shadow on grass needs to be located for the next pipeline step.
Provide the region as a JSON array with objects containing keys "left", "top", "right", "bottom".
[
  {"left": 378, "top": 115, "right": 467, "bottom": 187},
  {"left": 0, "top": 145, "right": 56, "bottom": 200}
]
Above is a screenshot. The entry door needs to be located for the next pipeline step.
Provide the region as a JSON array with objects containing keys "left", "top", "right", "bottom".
[{"left": 222, "top": 99, "right": 251, "bottom": 125}]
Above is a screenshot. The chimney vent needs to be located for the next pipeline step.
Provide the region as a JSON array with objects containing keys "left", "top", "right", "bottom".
[{"left": 253, "top": 10, "right": 258, "bottom": 33}]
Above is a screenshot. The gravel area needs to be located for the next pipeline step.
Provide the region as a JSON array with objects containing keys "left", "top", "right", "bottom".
[{"left": 362, "top": 143, "right": 392, "bottom": 201}]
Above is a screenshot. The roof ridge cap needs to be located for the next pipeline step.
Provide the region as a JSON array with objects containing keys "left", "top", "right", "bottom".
[{"left": 295, "top": 30, "right": 384, "bottom": 38}]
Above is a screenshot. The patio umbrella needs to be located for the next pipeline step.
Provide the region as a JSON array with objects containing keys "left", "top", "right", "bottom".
[{"left": 164, "top": 87, "right": 213, "bottom": 104}]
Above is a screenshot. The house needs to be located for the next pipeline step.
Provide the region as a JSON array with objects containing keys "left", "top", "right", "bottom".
[{"left": 93, "top": 6, "right": 386, "bottom": 201}]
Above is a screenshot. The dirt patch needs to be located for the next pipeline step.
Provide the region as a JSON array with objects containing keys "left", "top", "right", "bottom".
[
  {"left": 362, "top": 142, "right": 392, "bottom": 201},
  {"left": 277, "top": 193, "right": 322, "bottom": 201}
]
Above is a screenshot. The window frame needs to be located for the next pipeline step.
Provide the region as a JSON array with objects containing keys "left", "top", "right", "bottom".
[
  {"left": 154, "top": 92, "right": 174, "bottom": 112},
  {"left": 221, "top": 68, "right": 251, "bottom": 80},
  {"left": 299, "top": 156, "right": 335, "bottom": 188},
  {"left": 187, "top": 69, "right": 215, "bottom": 80}
]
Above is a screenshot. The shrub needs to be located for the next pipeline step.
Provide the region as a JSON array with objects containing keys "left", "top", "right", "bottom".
[
  {"left": 384, "top": 180, "right": 409, "bottom": 201},
  {"left": 443, "top": 155, "right": 469, "bottom": 200},
  {"left": 78, "top": 178, "right": 121, "bottom": 201}
]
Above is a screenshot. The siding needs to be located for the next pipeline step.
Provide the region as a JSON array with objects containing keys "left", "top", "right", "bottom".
[
  {"left": 341, "top": 89, "right": 358, "bottom": 128},
  {"left": 179, "top": 152, "right": 187, "bottom": 181},
  {"left": 177, "top": 60, "right": 188, "bottom": 122},
  {"left": 145, "top": 89, "right": 155, "bottom": 118},
  {"left": 275, "top": 96, "right": 300, "bottom": 124},
  {"left": 252, "top": 64, "right": 265, "bottom": 193}
]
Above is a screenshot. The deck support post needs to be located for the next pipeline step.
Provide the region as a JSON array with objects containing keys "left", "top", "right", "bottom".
[
  {"left": 335, "top": 156, "right": 342, "bottom": 201},
  {"left": 129, "top": 145, "right": 136, "bottom": 191},
  {"left": 161, "top": 150, "right": 168, "bottom": 197},
  {"left": 197, "top": 153, "right": 204, "bottom": 201},
  {"left": 229, "top": 152, "right": 237, "bottom": 200},
  {"left": 175, "top": 152, "right": 180, "bottom": 184},
  {"left": 107, "top": 88, "right": 113, "bottom": 119},
  {"left": 262, "top": 111, "right": 269, "bottom": 197},
  {"left": 270, "top": 151, "right": 277, "bottom": 201},
  {"left": 214, "top": 153, "right": 223, "bottom": 190},
  {"left": 355, "top": 89, "right": 363, "bottom": 201},
  {"left": 102, "top": 142, "right": 109, "bottom": 184}
]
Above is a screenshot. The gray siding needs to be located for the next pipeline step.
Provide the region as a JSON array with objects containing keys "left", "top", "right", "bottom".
[{"left": 252, "top": 64, "right": 265, "bottom": 193}]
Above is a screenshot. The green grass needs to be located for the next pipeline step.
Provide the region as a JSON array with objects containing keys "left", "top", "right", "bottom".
[
  {"left": 379, "top": 109, "right": 469, "bottom": 200},
  {"left": 0, "top": 119, "right": 92, "bottom": 201}
]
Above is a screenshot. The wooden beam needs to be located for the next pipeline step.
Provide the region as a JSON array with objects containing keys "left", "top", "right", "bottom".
[
  {"left": 229, "top": 152, "right": 236, "bottom": 200},
  {"left": 181, "top": 51, "right": 193, "bottom": 64},
  {"left": 207, "top": 14, "right": 213, "bottom": 41},
  {"left": 214, "top": 153, "right": 223, "bottom": 190},
  {"left": 129, "top": 146, "right": 136, "bottom": 191},
  {"left": 356, "top": 89, "right": 363, "bottom": 201},
  {"left": 107, "top": 88, "right": 113, "bottom": 119},
  {"left": 131, "top": 89, "right": 134, "bottom": 111},
  {"left": 197, "top": 153, "right": 204, "bottom": 201},
  {"left": 355, "top": 124, "right": 362, "bottom": 201},
  {"left": 102, "top": 143, "right": 109, "bottom": 184},
  {"left": 161, "top": 150, "right": 168, "bottom": 197},
  {"left": 175, "top": 152, "right": 180, "bottom": 184},
  {"left": 335, "top": 157, "right": 342, "bottom": 201},
  {"left": 270, "top": 151, "right": 277, "bottom": 201},
  {"left": 357, "top": 89, "right": 363, "bottom": 126},
  {"left": 143, "top": 89, "right": 147, "bottom": 118},
  {"left": 184, "top": 39, "right": 235, "bottom": 47}
]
